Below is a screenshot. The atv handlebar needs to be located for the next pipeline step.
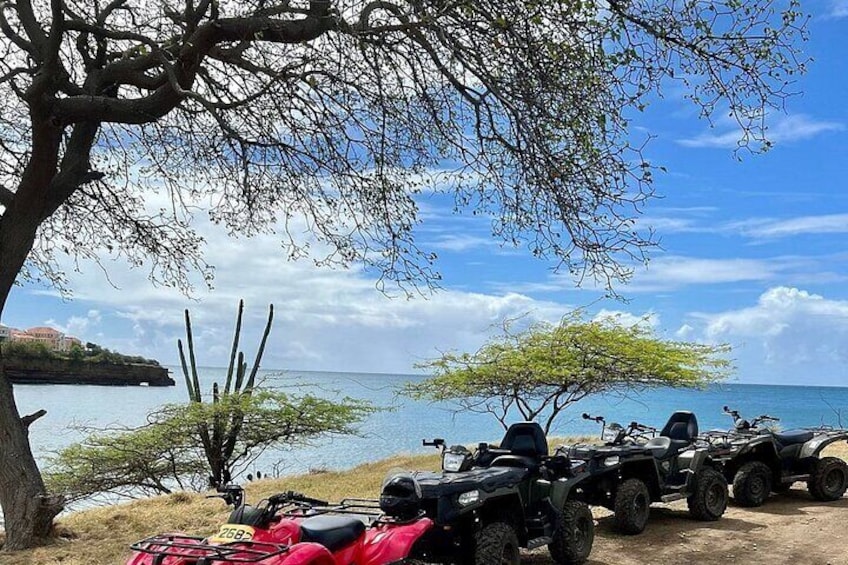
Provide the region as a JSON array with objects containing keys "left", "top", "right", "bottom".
[
  {"left": 423, "top": 438, "right": 446, "bottom": 449},
  {"left": 268, "top": 491, "right": 329, "bottom": 507},
  {"left": 582, "top": 413, "right": 605, "bottom": 423},
  {"left": 629, "top": 421, "right": 657, "bottom": 434}
]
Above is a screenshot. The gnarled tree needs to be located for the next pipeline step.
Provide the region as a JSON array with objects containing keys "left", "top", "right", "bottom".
[{"left": 0, "top": 0, "right": 805, "bottom": 550}]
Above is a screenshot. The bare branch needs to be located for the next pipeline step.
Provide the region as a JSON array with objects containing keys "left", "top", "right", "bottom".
[{"left": 21, "top": 409, "right": 46, "bottom": 428}]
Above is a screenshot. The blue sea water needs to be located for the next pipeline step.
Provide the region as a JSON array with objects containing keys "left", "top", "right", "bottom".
[{"left": 14, "top": 368, "right": 848, "bottom": 480}]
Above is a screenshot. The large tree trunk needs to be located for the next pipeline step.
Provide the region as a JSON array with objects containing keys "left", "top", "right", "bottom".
[
  {"left": 0, "top": 115, "right": 66, "bottom": 549},
  {"left": 0, "top": 367, "right": 63, "bottom": 550}
]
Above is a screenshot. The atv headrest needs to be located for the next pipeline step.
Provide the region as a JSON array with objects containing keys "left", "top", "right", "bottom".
[
  {"left": 660, "top": 411, "right": 698, "bottom": 441},
  {"left": 500, "top": 422, "right": 548, "bottom": 457}
]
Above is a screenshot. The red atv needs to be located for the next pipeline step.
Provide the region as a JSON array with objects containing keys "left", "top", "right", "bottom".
[{"left": 127, "top": 481, "right": 432, "bottom": 565}]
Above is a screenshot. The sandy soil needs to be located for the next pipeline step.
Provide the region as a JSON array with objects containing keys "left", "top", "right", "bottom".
[{"left": 526, "top": 486, "right": 848, "bottom": 565}]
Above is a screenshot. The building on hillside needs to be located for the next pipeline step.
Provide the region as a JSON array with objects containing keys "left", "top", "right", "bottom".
[{"left": 2, "top": 325, "right": 83, "bottom": 352}]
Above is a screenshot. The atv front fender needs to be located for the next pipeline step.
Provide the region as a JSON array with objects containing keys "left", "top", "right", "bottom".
[
  {"left": 549, "top": 472, "right": 591, "bottom": 509},
  {"left": 268, "top": 542, "right": 336, "bottom": 565},
  {"left": 800, "top": 432, "right": 848, "bottom": 459},
  {"left": 359, "top": 518, "right": 434, "bottom": 565}
]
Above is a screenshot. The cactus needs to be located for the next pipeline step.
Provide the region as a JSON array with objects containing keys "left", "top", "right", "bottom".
[{"left": 176, "top": 300, "right": 274, "bottom": 487}]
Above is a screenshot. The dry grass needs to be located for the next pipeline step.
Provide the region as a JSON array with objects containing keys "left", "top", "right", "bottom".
[
  {"left": 1, "top": 452, "right": 441, "bottom": 565},
  {"left": 2, "top": 439, "right": 847, "bottom": 565}
]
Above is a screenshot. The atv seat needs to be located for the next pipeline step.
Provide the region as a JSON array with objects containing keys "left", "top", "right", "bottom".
[
  {"left": 774, "top": 429, "right": 814, "bottom": 446},
  {"left": 644, "top": 412, "right": 698, "bottom": 460},
  {"left": 299, "top": 515, "right": 366, "bottom": 552},
  {"left": 500, "top": 422, "right": 548, "bottom": 457},
  {"left": 490, "top": 454, "right": 539, "bottom": 472},
  {"left": 488, "top": 422, "right": 548, "bottom": 471}
]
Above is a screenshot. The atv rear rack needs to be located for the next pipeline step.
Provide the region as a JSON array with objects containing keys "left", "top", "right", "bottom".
[{"left": 130, "top": 534, "right": 289, "bottom": 564}]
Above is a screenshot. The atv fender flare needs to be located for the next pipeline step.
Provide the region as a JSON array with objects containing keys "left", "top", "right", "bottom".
[
  {"left": 274, "top": 542, "right": 336, "bottom": 565},
  {"left": 359, "top": 518, "right": 434, "bottom": 565},
  {"left": 682, "top": 449, "right": 716, "bottom": 491},
  {"left": 549, "top": 471, "right": 592, "bottom": 510},
  {"left": 800, "top": 433, "right": 848, "bottom": 459}
]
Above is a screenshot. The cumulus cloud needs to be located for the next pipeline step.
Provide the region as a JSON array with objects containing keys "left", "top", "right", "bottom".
[
  {"left": 29, "top": 212, "right": 579, "bottom": 373},
  {"left": 688, "top": 287, "right": 848, "bottom": 385}
]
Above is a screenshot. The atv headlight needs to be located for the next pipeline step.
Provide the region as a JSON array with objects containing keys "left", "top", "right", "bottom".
[
  {"left": 443, "top": 452, "right": 467, "bottom": 472},
  {"left": 604, "top": 456, "right": 620, "bottom": 467},
  {"left": 458, "top": 490, "right": 480, "bottom": 506}
]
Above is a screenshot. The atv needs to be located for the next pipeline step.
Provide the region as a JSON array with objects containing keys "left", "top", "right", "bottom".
[
  {"left": 556, "top": 411, "right": 728, "bottom": 535},
  {"left": 407, "top": 421, "right": 595, "bottom": 565},
  {"left": 698, "top": 406, "right": 848, "bottom": 507},
  {"left": 126, "top": 485, "right": 433, "bottom": 565}
]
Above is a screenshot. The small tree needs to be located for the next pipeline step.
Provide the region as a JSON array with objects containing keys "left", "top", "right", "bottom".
[
  {"left": 45, "top": 389, "right": 372, "bottom": 503},
  {"left": 406, "top": 315, "right": 731, "bottom": 434}
]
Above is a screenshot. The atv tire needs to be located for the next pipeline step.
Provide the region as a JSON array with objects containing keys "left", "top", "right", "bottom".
[
  {"left": 733, "top": 461, "right": 772, "bottom": 507},
  {"left": 549, "top": 500, "right": 594, "bottom": 565},
  {"left": 475, "top": 522, "right": 520, "bottom": 565},
  {"left": 687, "top": 467, "right": 728, "bottom": 521},
  {"left": 808, "top": 457, "right": 848, "bottom": 501},
  {"left": 613, "top": 478, "right": 651, "bottom": 535}
]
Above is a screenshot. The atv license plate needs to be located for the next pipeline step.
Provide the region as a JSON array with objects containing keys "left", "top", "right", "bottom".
[
  {"left": 208, "top": 524, "right": 255, "bottom": 544},
  {"left": 602, "top": 428, "right": 619, "bottom": 443}
]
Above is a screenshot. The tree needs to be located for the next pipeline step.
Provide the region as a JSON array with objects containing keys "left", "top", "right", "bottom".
[
  {"left": 0, "top": 0, "right": 805, "bottom": 549},
  {"left": 45, "top": 389, "right": 373, "bottom": 504},
  {"left": 405, "top": 315, "right": 731, "bottom": 434}
]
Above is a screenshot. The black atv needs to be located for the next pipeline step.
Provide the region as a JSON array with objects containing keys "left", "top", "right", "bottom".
[
  {"left": 403, "top": 422, "right": 594, "bottom": 565},
  {"left": 699, "top": 406, "right": 848, "bottom": 507},
  {"left": 556, "top": 411, "right": 728, "bottom": 535}
]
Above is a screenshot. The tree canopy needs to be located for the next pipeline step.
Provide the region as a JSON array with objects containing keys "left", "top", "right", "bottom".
[
  {"left": 406, "top": 315, "right": 732, "bottom": 434},
  {"left": 46, "top": 390, "right": 374, "bottom": 504}
]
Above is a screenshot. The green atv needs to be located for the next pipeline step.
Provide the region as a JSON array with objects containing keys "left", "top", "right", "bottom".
[
  {"left": 557, "top": 411, "right": 728, "bottom": 535},
  {"left": 396, "top": 422, "right": 594, "bottom": 565}
]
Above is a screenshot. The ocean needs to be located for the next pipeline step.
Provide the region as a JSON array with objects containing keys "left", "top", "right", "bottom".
[{"left": 15, "top": 368, "right": 848, "bottom": 480}]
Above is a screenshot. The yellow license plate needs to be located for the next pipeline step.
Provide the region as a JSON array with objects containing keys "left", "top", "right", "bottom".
[{"left": 208, "top": 524, "right": 255, "bottom": 544}]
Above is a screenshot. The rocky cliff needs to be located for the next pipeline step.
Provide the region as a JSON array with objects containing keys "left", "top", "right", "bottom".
[{"left": 4, "top": 358, "right": 175, "bottom": 386}]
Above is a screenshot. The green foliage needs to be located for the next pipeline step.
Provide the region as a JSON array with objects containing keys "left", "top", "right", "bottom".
[
  {"left": 0, "top": 339, "right": 158, "bottom": 365},
  {"left": 45, "top": 390, "right": 373, "bottom": 504},
  {"left": 407, "top": 313, "right": 731, "bottom": 433},
  {"left": 0, "top": 339, "right": 56, "bottom": 360}
]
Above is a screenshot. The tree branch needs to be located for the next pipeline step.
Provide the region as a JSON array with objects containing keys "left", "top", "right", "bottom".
[{"left": 21, "top": 409, "right": 46, "bottom": 428}]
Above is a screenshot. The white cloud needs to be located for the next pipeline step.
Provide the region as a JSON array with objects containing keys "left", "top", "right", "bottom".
[
  {"left": 678, "top": 114, "right": 843, "bottom": 149},
  {"left": 736, "top": 214, "right": 848, "bottom": 238},
  {"left": 593, "top": 309, "right": 659, "bottom": 329},
  {"left": 428, "top": 234, "right": 500, "bottom": 252},
  {"left": 830, "top": 0, "right": 848, "bottom": 18},
  {"left": 33, "top": 214, "right": 578, "bottom": 373},
  {"left": 629, "top": 256, "right": 781, "bottom": 291},
  {"left": 687, "top": 287, "right": 848, "bottom": 384},
  {"left": 675, "top": 324, "right": 694, "bottom": 339}
]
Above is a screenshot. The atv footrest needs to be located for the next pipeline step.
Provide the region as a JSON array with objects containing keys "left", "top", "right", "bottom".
[
  {"left": 131, "top": 534, "right": 289, "bottom": 563},
  {"left": 526, "top": 536, "right": 552, "bottom": 550}
]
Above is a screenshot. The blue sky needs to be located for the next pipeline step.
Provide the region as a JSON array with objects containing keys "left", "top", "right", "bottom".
[{"left": 4, "top": 3, "right": 848, "bottom": 386}]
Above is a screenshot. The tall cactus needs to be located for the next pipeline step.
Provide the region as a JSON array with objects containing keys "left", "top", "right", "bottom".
[{"left": 177, "top": 300, "right": 274, "bottom": 487}]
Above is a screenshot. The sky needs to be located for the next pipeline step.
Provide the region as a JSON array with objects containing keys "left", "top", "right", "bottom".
[{"left": 3, "top": 3, "right": 848, "bottom": 386}]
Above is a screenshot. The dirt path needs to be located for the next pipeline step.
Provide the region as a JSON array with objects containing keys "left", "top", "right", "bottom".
[{"left": 527, "top": 487, "right": 848, "bottom": 565}]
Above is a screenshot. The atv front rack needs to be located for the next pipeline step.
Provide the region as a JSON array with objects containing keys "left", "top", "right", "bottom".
[{"left": 131, "top": 534, "right": 289, "bottom": 564}]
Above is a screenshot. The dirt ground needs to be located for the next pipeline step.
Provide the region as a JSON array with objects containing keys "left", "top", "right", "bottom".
[{"left": 527, "top": 486, "right": 848, "bottom": 565}]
